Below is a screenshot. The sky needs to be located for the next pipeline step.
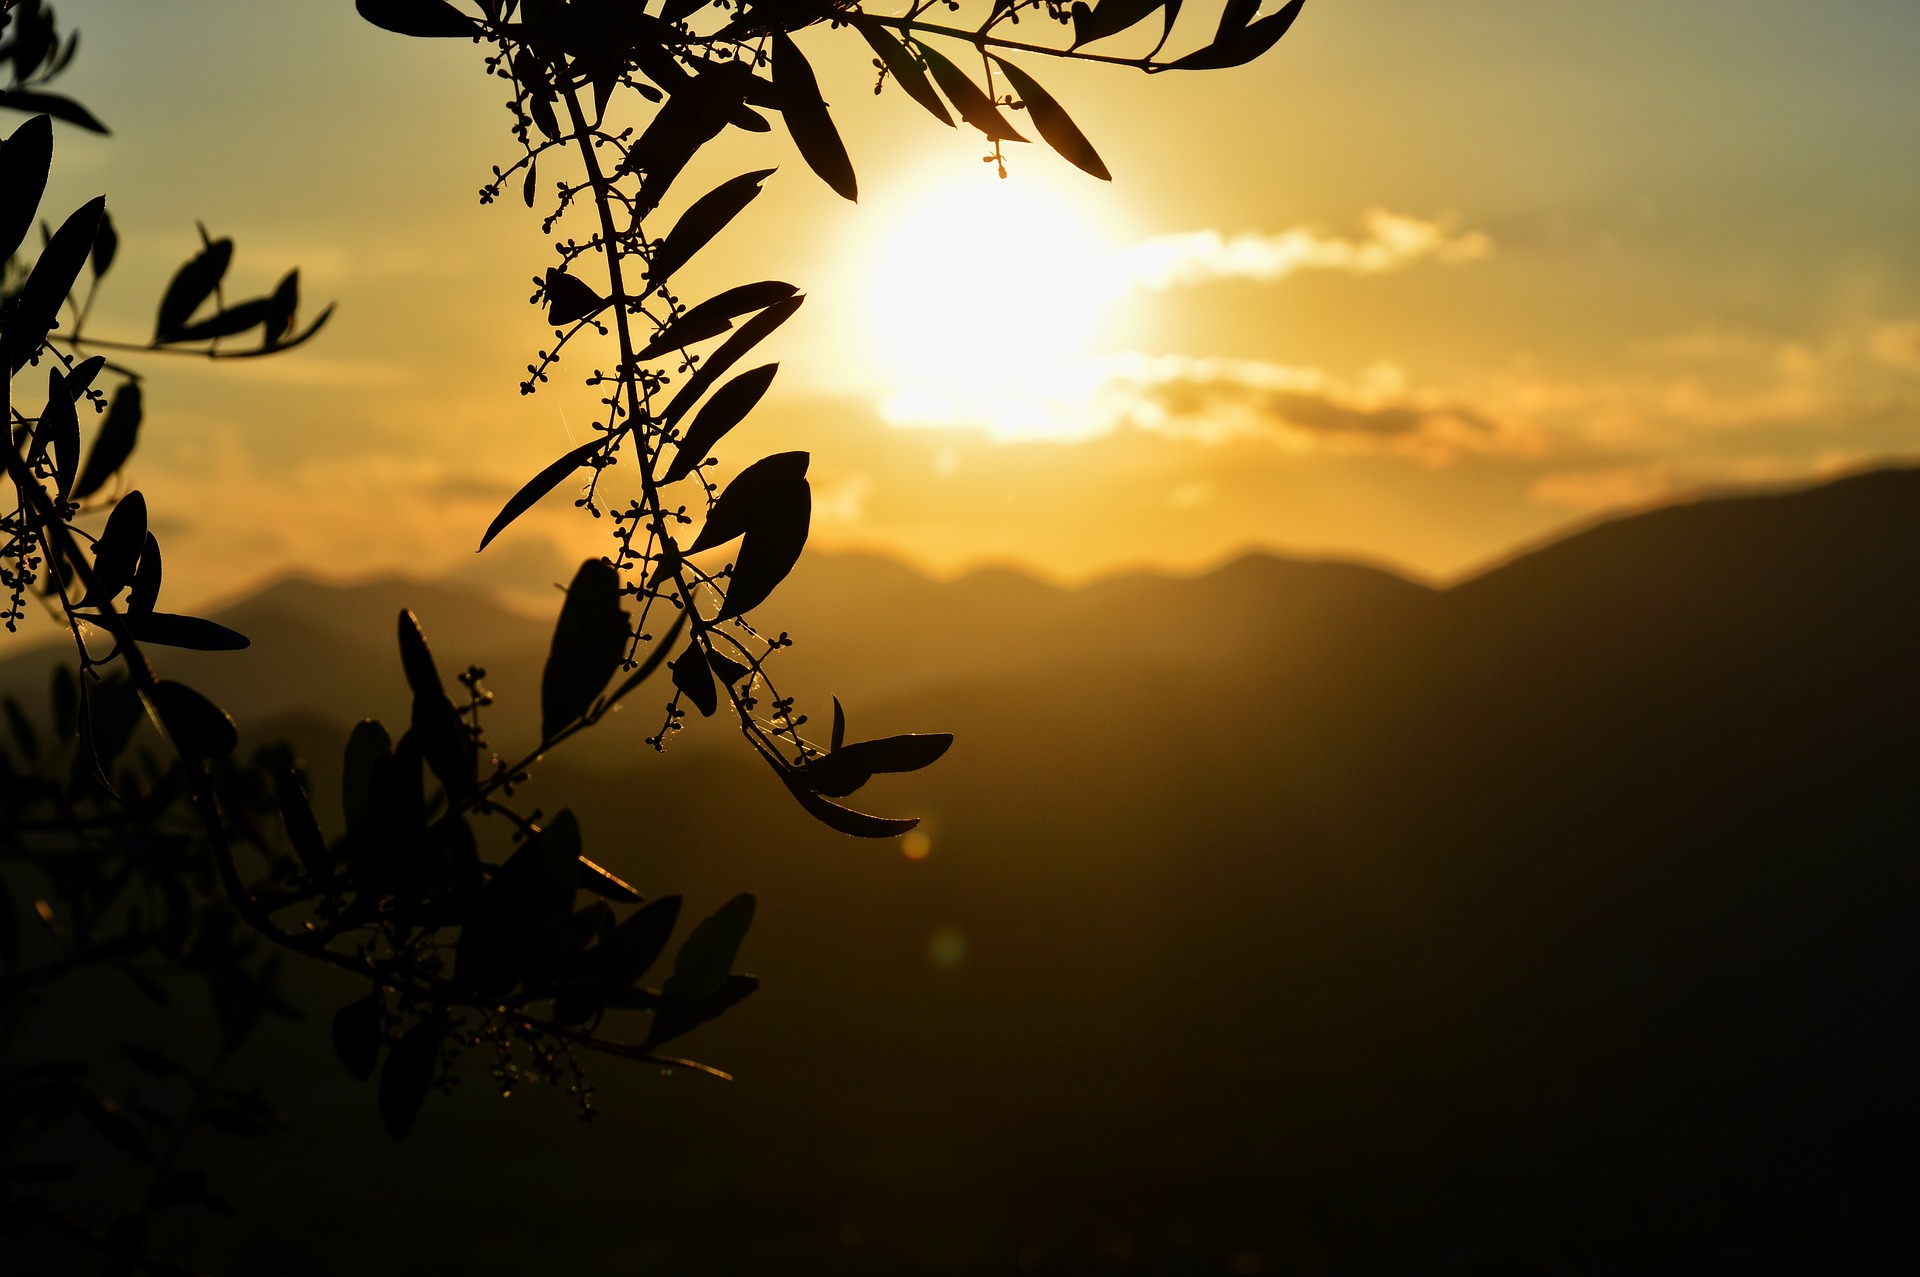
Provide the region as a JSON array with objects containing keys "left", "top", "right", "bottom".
[{"left": 22, "top": 0, "right": 1920, "bottom": 613}]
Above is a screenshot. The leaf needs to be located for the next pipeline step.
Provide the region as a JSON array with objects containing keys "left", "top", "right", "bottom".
[
  {"left": 1071, "top": 0, "right": 1162, "bottom": 46},
  {"left": 717, "top": 475, "right": 808, "bottom": 620},
  {"left": 66, "top": 355, "right": 107, "bottom": 399},
  {"left": 126, "top": 611, "right": 249, "bottom": 652},
  {"left": 355, "top": 0, "right": 476, "bottom": 38},
  {"left": 379, "top": 1019, "right": 439, "bottom": 1140},
  {"left": 636, "top": 280, "right": 797, "bottom": 360},
  {"left": 1168, "top": 0, "right": 1305, "bottom": 70},
  {"left": 913, "top": 42, "right": 1025, "bottom": 142},
  {"left": 646, "top": 973, "right": 758, "bottom": 1047},
  {"left": 2, "top": 195, "right": 104, "bottom": 375},
  {"left": 663, "top": 892, "right": 755, "bottom": 1001},
  {"left": 264, "top": 270, "right": 299, "bottom": 346},
  {"left": 657, "top": 295, "right": 804, "bottom": 432},
  {"left": 854, "top": 21, "right": 952, "bottom": 127},
  {"left": 688, "top": 451, "right": 810, "bottom": 553},
  {"left": 0, "top": 89, "right": 108, "bottom": 134},
  {"left": 72, "top": 381, "right": 141, "bottom": 500},
  {"left": 800, "top": 732, "right": 955, "bottom": 798},
  {"left": 670, "top": 639, "right": 717, "bottom": 718},
  {"left": 707, "top": 652, "right": 749, "bottom": 686},
  {"left": 831, "top": 695, "right": 846, "bottom": 752},
  {"left": 126, "top": 534, "right": 161, "bottom": 615},
  {"left": 152, "top": 235, "right": 232, "bottom": 344},
  {"left": 477, "top": 436, "right": 606, "bottom": 551},
  {"left": 78, "top": 489, "right": 145, "bottom": 607},
  {"left": 576, "top": 856, "right": 642, "bottom": 904},
  {"left": 541, "top": 558, "right": 629, "bottom": 739},
  {"left": 149, "top": 681, "right": 237, "bottom": 759},
  {"left": 543, "top": 268, "right": 604, "bottom": 326},
  {"left": 90, "top": 208, "right": 118, "bottom": 279},
  {"left": 662, "top": 363, "right": 777, "bottom": 485},
  {"left": 332, "top": 995, "right": 382, "bottom": 1083},
  {"left": 600, "top": 603, "right": 688, "bottom": 709},
  {"left": 455, "top": 812, "right": 581, "bottom": 998},
  {"left": 278, "top": 767, "right": 331, "bottom": 874},
  {"left": 341, "top": 719, "right": 392, "bottom": 836},
  {"left": 648, "top": 169, "right": 774, "bottom": 291},
  {"left": 31, "top": 371, "right": 79, "bottom": 502},
  {"left": 0, "top": 114, "right": 52, "bottom": 264},
  {"left": 771, "top": 33, "right": 856, "bottom": 202},
  {"left": 398, "top": 610, "right": 474, "bottom": 798},
  {"left": 160, "top": 297, "right": 272, "bottom": 345},
  {"left": 992, "top": 58, "right": 1111, "bottom": 181},
  {"left": 763, "top": 748, "right": 922, "bottom": 838},
  {"left": 558, "top": 894, "right": 681, "bottom": 1022}
]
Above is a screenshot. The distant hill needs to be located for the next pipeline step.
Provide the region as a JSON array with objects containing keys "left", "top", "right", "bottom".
[{"left": 7, "top": 468, "right": 1917, "bottom": 1276}]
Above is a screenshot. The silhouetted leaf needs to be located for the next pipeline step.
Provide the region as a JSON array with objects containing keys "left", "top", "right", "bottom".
[
  {"left": 1070, "top": 0, "right": 1162, "bottom": 46},
  {"left": 688, "top": 450, "right": 809, "bottom": 553},
  {"left": 72, "top": 380, "right": 141, "bottom": 500},
  {"left": 577, "top": 856, "right": 641, "bottom": 903},
  {"left": 455, "top": 812, "right": 581, "bottom": 997},
  {"left": 2, "top": 194, "right": 103, "bottom": 375},
  {"left": 717, "top": 475, "right": 808, "bottom": 620},
  {"left": 332, "top": 995, "right": 382, "bottom": 1083},
  {"left": 800, "top": 731, "right": 954, "bottom": 797},
  {"left": 648, "top": 168, "right": 774, "bottom": 290},
  {"left": 78, "top": 489, "right": 144, "bottom": 607},
  {"left": 356, "top": 0, "right": 475, "bottom": 38},
  {"left": 670, "top": 638, "right": 717, "bottom": 717},
  {"left": 707, "top": 651, "right": 749, "bottom": 686},
  {"left": 636, "top": 280, "right": 797, "bottom": 360},
  {"left": 341, "top": 719, "right": 392, "bottom": 835},
  {"left": 398, "top": 610, "right": 474, "bottom": 798},
  {"left": 664, "top": 892, "right": 755, "bottom": 1001},
  {"left": 1168, "top": 0, "right": 1304, "bottom": 70},
  {"left": 541, "top": 557, "right": 628, "bottom": 738},
  {"left": 477, "top": 435, "right": 606, "bottom": 551},
  {"left": 278, "top": 767, "right": 330, "bottom": 874},
  {"left": 543, "top": 267, "right": 604, "bottom": 326},
  {"left": 831, "top": 695, "right": 846, "bottom": 752},
  {"left": 772, "top": 33, "right": 856, "bottom": 202},
  {"left": 663, "top": 363, "right": 777, "bottom": 484},
  {"left": 89, "top": 207, "right": 117, "bottom": 279},
  {"left": 764, "top": 748, "right": 922, "bottom": 837},
  {"left": 126, "top": 612, "right": 249, "bottom": 652},
  {"left": 264, "top": 269, "right": 298, "bottom": 346},
  {"left": 0, "top": 115, "right": 52, "bottom": 263},
  {"left": 658, "top": 295, "right": 804, "bottom": 431},
  {"left": 65, "top": 355, "right": 106, "bottom": 399},
  {"left": 992, "top": 58, "right": 1111, "bottom": 180},
  {"left": 162, "top": 297, "right": 271, "bottom": 345},
  {"left": 0, "top": 89, "right": 107, "bottom": 133},
  {"left": 645, "top": 973, "right": 758, "bottom": 1046},
  {"left": 126, "top": 532, "right": 161, "bottom": 616},
  {"left": 379, "top": 1019, "right": 439, "bottom": 1139},
  {"left": 31, "top": 369, "right": 78, "bottom": 501},
  {"left": 152, "top": 234, "right": 231, "bottom": 344},
  {"left": 855, "top": 20, "right": 952, "bottom": 126},
  {"left": 586, "top": 894, "right": 680, "bottom": 985},
  {"left": 150, "top": 681, "right": 236, "bottom": 759},
  {"left": 913, "top": 42, "right": 1025, "bottom": 142}
]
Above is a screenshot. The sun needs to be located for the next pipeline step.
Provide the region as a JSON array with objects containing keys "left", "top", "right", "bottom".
[{"left": 851, "top": 167, "right": 1129, "bottom": 441}]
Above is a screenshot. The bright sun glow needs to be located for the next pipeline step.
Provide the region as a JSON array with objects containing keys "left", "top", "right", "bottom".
[{"left": 855, "top": 171, "right": 1130, "bottom": 442}]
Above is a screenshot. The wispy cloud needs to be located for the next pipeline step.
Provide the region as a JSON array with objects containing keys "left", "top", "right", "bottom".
[{"left": 1117, "top": 210, "right": 1493, "bottom": 292}]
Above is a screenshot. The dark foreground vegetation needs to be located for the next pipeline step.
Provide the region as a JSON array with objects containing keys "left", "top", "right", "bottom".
[{"left": 7, "top": 465, "right": 1913, "bottom": 1275}]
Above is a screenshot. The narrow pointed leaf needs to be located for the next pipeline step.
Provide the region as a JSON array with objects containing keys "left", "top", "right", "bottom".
[
  {"left": 664, "top": 893, "right": 755, "bottom": 1001},
  {"left": 688, "top": 451, "right": 809, "bottom": 553},
  {"left": 855, "top": 21, "right": 952, "bottom": 126},
  {"left": 478, "top": 436, "right": 607, "bottom": 550},
  {"left": 637, "top": 281, "right": 797, "bottom": 360},
  {"left": 1169, "top": 0, "right": 1305, "bottom": 70},
  {"left": 992, "top": 58, "right": 1111, "bottom": 180},
  {"left": 1071, "top": 0, "right": 1162, "bottom": 45},
  {"left": 577, "top": 894, "right": 681, "bottom": 989},
  {"left": 0, "top": 115, "right": 53, "bottom": 263},
  {"left": 356, "top": 0, "right": 476, "bottom": 38},
  {"left": 264, "top": 270, "right": 299, "bottom": 346},
  {"left": 73, "top": 381, "right": 141, "bottom": 499},
  {"left": 831, "top": 696, "right": 846, "bottom": 752},
  {"left": 3, "top": 195, "right": 104, "bottom": 374},
  {"left": 79, "top": 490, "right": 146, "bottom": 607},
  {"left": 278, "top": 768, "right": 330, "bottom": 873},
  {"left": 800, "top": 732, "right": 954, "bottom": 797},
  {"left": 645, "top": 973, "right": 758, "bottom": 1046},
  {"left": 150, "top": 681, "right": 237, "bottom": 759},
  {"left": 763, "top": 748, "right": 922, "bottom": 837},
  {"left": 772, "top": 33, "right": 856, "bottom": 202},
  {"left": 541, "top": 558, "right": 629, "bottom": 738},
  {"left": 663, "top": 364, "right": 776, "bottom": 484},
  {"left": 127, "top": 533, "right": 161, "bottom": 616},
  {"left": 152, "top": 237, "right": 232, "bottom": 344},
  {"left": 914, "top": 42, "right": 1025, "bottom": 142},
  {"left": 648, "top": 169, "right": 774, "bottom": 290},
  {"left": 161, "top": 297, "right": 272, "bottom": 346},
  {"left": 670, "top": 639, "right": 717, "bottom": 717},
  {"left": 89, "top": 208, "right": 117, "bottom": 279},
  {"left": 658, "top": 295, "right": 804, "bottom": 431},
  {"left": 398, "top": 610, "right": 473, "bottom": 797},
  {"left": 543, "top": 268, "right": 604, "bottom": 326},
  {"left": 0, "top": 89, "right": 107, "bottom": 134},
  {"left": 126, "top": 612, "right": 249, "bottom": 651},
  {"left": 717, "top": 480, "right": 808, "bottom": 620},
  {"left": 341, "top": 719, "right": 392, "bottom": 835}
]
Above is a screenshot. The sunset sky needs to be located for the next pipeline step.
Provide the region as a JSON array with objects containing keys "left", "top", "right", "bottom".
[{"left": 29, "top": 0, "right": 1920, "bottom": 612}]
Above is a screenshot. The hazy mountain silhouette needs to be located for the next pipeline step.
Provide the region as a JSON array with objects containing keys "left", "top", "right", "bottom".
[{"left": 7, "top": 468, "right": 1915, "bottom": 1275}]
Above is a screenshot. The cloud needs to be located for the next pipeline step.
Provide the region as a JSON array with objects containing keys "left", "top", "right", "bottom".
[
  {"left": 1117, "top": 210, "right": 1493, "bottom": 292},
  {"left": 1871, "top": 320, "right": 1920, "bottom": 373}
]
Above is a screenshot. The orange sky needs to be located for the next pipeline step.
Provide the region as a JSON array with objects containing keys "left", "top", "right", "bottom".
[{"left": 24, "top": 1, "right": 1920, "bottom": 614}]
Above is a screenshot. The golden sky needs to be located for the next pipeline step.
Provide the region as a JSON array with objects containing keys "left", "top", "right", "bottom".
[{"left": 28, "top": 0, "right": 1920, "bottom": 612}]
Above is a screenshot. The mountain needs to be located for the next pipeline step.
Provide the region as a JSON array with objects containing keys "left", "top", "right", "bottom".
[{"left": 6, "top": 468, "right": 1917, "bottom": 1275}]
